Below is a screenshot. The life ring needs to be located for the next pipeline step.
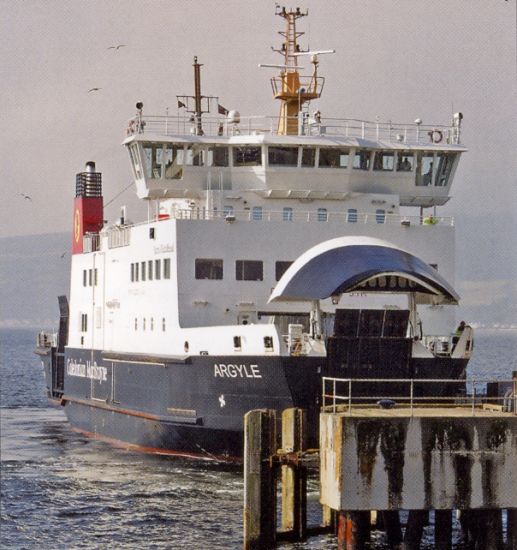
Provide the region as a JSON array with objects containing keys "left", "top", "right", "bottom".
[{"left": 429, "top": 129, "right": 443, "bottom": 144}]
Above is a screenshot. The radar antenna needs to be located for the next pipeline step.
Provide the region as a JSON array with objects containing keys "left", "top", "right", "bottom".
[{"left": 260, "top": 7, "right": 334, "bottom": 135}]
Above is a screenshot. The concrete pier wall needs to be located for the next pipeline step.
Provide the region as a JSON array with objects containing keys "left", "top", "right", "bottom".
[{"left": 320, "top": 410, "right": 517, "bottom": 511}]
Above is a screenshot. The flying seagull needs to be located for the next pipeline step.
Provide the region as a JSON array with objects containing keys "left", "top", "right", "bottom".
[
  {"left": 60, "top": 252, "right": 67, "bottom": 259},
  {"left": 107, "top": 44, "right": 126, "bottom": 50},
  {"left": 88, "top": 87, "right": 102, "bottom": 93},
  {"left": 19, "top": 193, "right": 32, "bottom": 201}
]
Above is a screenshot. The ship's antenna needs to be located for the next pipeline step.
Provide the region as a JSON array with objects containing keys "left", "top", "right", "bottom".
[
  {"left": 259, "top": 7, "right": 334, "bottom": 135},
  {"left": 176, "top": 57, "right": 219, "bottom": 136},
  {"left": 193, "top": 56, "right": 203, "bottom": 135}
]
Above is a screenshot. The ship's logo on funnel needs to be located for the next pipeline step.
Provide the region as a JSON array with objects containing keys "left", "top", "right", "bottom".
[{"left": 74, "top": 209, "right": 81, "bottom": 242}]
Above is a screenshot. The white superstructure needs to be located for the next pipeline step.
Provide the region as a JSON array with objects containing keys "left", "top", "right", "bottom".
[{"left": 68, "top": 8, "right": 466, "bottom": 362}]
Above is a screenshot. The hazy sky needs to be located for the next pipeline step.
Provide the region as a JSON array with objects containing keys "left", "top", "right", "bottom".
[{"left": 1, "top": 0, "right": 516, "bottom": 320}]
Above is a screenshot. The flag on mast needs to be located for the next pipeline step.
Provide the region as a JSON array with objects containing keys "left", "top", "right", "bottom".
[
  {"left": 218, "top": 104, "right": 229, "bottom": 116},
  {"left": 178, "top": 100, "right": 186, "bottom": 108}
]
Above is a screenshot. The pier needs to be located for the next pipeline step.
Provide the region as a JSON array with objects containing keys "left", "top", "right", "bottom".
[{"left": 243, "top": 374, "right": 517, "bottom": 549}]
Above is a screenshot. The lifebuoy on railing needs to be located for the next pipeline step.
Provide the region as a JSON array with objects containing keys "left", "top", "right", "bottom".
[{"left": 429, "top": 129, "right": 443, "bottom": 143}]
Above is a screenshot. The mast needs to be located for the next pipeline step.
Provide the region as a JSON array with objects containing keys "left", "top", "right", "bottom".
[
  {"left": 193, "top": 56, "right": 203, "bottom": 136},
  {"left": 177, "top": 56, "right": 218, "bottom": 136},
  {"left": 270, "top": 6, "right": 324, "bottom": 135}
]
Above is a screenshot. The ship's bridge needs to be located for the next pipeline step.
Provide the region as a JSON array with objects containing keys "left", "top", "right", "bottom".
[{"left": 123, "top": 114, "right": 465, "bottom": 208}]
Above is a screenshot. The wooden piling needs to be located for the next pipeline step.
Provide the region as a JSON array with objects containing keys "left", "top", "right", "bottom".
[
  {"left": 403, "top": 510, "right": 428, "bottom": 549},
  {"left": 434, "top": 509, "right": 452, "bottom": 550},
  {"left": 280, "top": 408, "right": 307, "bottom": 541},
  {"left": 472, "top": 509, "right": 504, "bottom": 550},
  {"left": 322, "top": 505, "right": 337, "bottom": 533},
  {"left": 337, "top": 511, "right": 369, "bottom": 550},
  {"left": 382, "top": 510, "right": 403, "bottom": 548},
  {"left": 243, "top": 409, "right": 277, "bottom": 550}
]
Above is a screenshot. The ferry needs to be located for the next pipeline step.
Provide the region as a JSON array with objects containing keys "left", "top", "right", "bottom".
[{"left": 36, "top": 7, "right": 473, "bottom": 460}]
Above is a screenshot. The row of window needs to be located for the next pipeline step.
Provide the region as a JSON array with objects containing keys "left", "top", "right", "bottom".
[
  {"left": 134, "top": 317, "right": 167, "bottom": 332},
  {"left": 221, "top": 206, "right": 386, "bottom": 223},
  {"left": 132, "top": 143, "right": 456, "bottom": 187},
  {"left": 130, "top": 259, "right": 171, "bottom": 282},
  {"left": 82, "top": 269, "right": 98, "bottom": 287},
  {"left": 195, "top": 259, "right": 293, "bottom": 281}
]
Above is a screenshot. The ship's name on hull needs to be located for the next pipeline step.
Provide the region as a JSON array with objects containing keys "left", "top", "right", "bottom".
[
  {"left": 67, "top": 359, "right": 107, "bottom": 382},
  {"left": 214, "top": 363, "right": 262, "bottom": 379}
]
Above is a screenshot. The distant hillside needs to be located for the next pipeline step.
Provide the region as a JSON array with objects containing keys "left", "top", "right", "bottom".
[{"left": 0, "top": 232, "right": 70, "bottom": 329}]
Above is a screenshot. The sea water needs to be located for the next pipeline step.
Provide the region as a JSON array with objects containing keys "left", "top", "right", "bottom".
[{"left": 1, "top": 328, "right": 516, "bottom": 549}]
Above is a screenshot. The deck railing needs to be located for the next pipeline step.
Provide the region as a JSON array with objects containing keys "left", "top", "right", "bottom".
[
  {"left": 322, "top": 377, "right": 517, "bottom": 416},
  {"left": 165, "top": 208, "right": 454, "bottom": 227},
  {"left": 126, "top": 114, "right": 461, "bottom": 146}
]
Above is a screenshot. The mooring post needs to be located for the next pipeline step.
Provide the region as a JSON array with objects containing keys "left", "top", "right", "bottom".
[
  {"left": 434, "top": 509, "right": 452, "bottom": 550},
  {"left": 243, "top": 409, "right": 277, "bottom": 550},
  {"left": 382, "top": 510, "right": 403, "bottom": 548},
  {"left": 280, "top": 407, "right": 307, "bottom": 541},
  {"left": 403, "top": 509, "right": 428, "bottom": 549},
  {"left": 458, "top": 510, "right": 473, "bottom": 544},
  {"left": 473, "top": 509, "right": 504, "bottom": 550},
  {"left": 337, "top": 511, "right": 369, "bottom": 550},
  {"left": 322, "top": 505, "right": 337, "bottom": 532}
]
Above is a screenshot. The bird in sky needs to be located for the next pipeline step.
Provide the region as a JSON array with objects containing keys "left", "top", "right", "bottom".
[
  {"left": 88, "top": 87, "right": 101, "bottom": 93},
  {"left": 60, "top": 252, "right": 67, "bottom": 259},
  {"left": 107, "top": 44, "right": 126, "bottom": 50},
  {"left": 19, "top": 193, "right": 32, "bottom": 201}
]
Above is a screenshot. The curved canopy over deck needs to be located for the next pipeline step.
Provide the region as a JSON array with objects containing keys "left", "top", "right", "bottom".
[{"left": 269, "top": 236, "right": 460, "bottom": 304}]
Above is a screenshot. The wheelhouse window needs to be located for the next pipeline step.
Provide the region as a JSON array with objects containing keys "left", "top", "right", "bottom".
[
  {"left": 165, "top": 144, "right": 184, "bottom": 179},
  {"left": 147, "top": 260, "right": 153, "bottom": 280},
  {"left": 376, "top": 209, "right": 386, "bottom": 224},
  {"left": 195, "top": 258, "right": 223, "bottom": 280},
  {"left": 128, "top": 145, "right": 142, "bottom": 179},
  {"left": 275, "top": 261, "right": 293, "bottom": 281},
  {"left": 268, "top": 146, "right": 298, "bottom": 167},
  {"left": 142, "top": 143, "right": 164, "bottom": 179},
  {"left": 155, "top": 259, "right": 161, "bottom": 280},
  {"left": 185, "top": 145, "right": 204, "bottom": 166},
  {"left": 252, "top": 206, "right": 263, "bottom": 220},
  {"left": 353, "top": 149, "right": 371, "bottom": 170},
  {"left": 233, "top": 146, "right": 262, "bottom": 167},
  {"left": 396, "top": 152, "right": 414, "bottom": 172},
  {"left": 319, "top": 148, "right": 349, "bottom": 168},
  {"left": 141, "top": 261, "right": 146, "bottom": 281},
  {"left": 207, "top": 146, "right": 229, "bottom": 167},
  {"left": 373, "top": 151, "right": 394, "bottom": 171},
  {"left": 434, "top": 152, "right": 456, "bottom": 187},
  {"left": 416, "top": 152, "right": 434, "bottom": 186},
  {"left": 347, "top": 208, "right": 358, "bottom": 223},
  {"left": 301, "top": 147, "right": 316, "bottom": 167},
  {"left": 236, "top": 260, "right": 263, "bottom": 281}
]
